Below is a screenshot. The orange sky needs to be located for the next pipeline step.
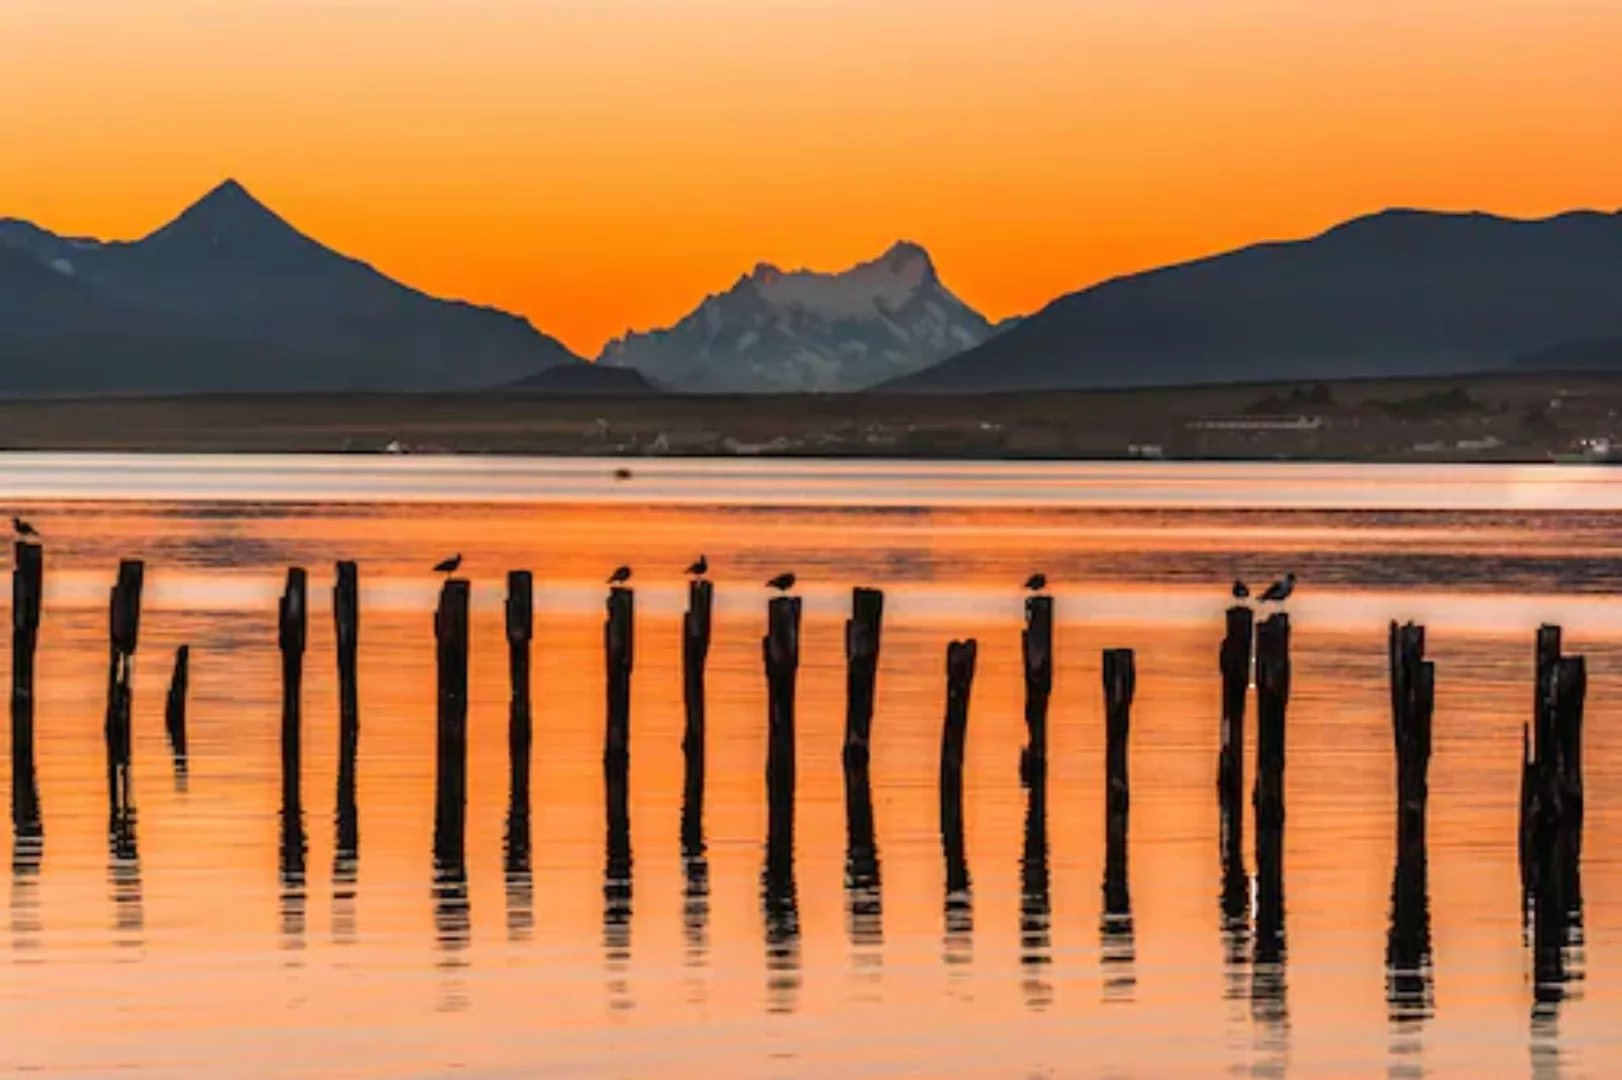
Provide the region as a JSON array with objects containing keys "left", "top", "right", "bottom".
[{"left": 4, "top": 0, "right": 1621, "bottom": 358}]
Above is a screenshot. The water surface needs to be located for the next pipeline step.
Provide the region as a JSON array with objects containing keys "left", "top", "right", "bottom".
[{"left": 2, "top": 458, "right": 1618, "bottom": 1077}]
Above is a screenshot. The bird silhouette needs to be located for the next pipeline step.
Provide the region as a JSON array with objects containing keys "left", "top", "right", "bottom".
[
  {"left": 608, "top": 565, "right": 633, "bottom": 585},
  {"left": 766, "top": 572, "right": 796, "bottom": 592},
  {"left": 1232, "top": 580, "right": 1250, "bottom": 600},
  {"left": 613, "top": 467, "right": 633, "bottom": 481},
  {"left": 433, "top": 554, "right": 462, "bottom": 574},
  {"left": 12, "top": 516, "right": 38, "bottom": 538},
  {"left": 1024, "top": 573, "right": 1047, "bottom": 592},
  {"left": 1259, "top": 573, "right": 1296, "bottom": 604},
  {"left": 686, "top": 554, "right": 708, "bottom": 576}
]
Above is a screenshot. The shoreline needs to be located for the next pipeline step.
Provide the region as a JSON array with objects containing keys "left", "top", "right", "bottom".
[{"left": 1, "top": 369, "right": 1620, "bottom": 462}]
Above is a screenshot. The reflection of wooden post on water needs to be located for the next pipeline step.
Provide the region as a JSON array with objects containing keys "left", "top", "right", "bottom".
[
  {"left": 1020, "top": 595, "right": 1053, "bottom": 785},
  {"left": 164, "top": 645, "right": 190, "bottom": 784},
  {"left": 1386, "top": 621, "right": 1434, "bottom": 1018},
  {"left": 434, "top": 578, "right": 470, "bottom": 871},
  {"left": 1102, "top": 648, "right": 1138, "bottom": 1000},
  {"left": 104, "top": 559, "right": 144, "bottom": 825},
  {"left": 11, "top": 539, "right": 43, "bottom": 839}
]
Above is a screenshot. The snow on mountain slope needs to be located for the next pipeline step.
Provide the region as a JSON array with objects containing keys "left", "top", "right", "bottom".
[{"left": 597, "top": 242, "right": 1000, "bottom": 392}]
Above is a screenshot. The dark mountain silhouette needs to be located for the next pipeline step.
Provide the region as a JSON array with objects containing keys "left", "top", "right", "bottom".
[
  {"left": 0, "top": 180, "right": 603, "bottom": 396},
  {"left": 507, "top": 362, "right": 657, "bottom": 394},
  {"left": 880, "top": 209, "right": 1622, "bottom": 392},
  {"left": 1515, "top": 336, "right": 1622, "bottom": 371}
]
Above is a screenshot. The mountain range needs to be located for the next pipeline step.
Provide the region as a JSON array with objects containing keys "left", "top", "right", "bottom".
[
  {"left": 0, "top": 180, "right": 596, "bottom": 396},
  {"left": 596, "top": 242, "right": 1009, "bottom": 392},
  {"left": 882, "top": 208, "right": 1622, "bottom": 392},
  {"left": 6, "top": 182, "right": 1622, "bottom": 398}
]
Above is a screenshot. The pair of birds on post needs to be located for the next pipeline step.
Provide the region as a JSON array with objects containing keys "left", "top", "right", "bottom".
[
  {"left": 1234, "top": 573, "right": 1296, "bottom": 604},
  {"left": 605, "top": 557, "right": 794, "bottom": 591}
]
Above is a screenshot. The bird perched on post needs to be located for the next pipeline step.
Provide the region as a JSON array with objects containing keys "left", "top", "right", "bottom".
[
  {"left": 1259, "top": 573, "right": 1296, "bottom": 604},
  {"left": 433, "top": 553, "right": 462, "bottom": 575},
  {"left": 686, "top": 555, "right": 708, "bottom": 576},
  {"left": 1232, "top": 580, "right": 1250, "bottom": 601},
  {"left": 13, "top": 516, "right": 38, "bottom": 538},
  {"left": 1024, "top": 573, "right": 1047, "bottom": 592},
  {"left": 608, "top": 565, "right": 633, "bottom": 586},
  {"left": 766, "top": 572, "right": 796, "bottom": 592}
]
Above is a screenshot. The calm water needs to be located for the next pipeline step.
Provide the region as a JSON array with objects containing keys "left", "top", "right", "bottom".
[{"left": 2, "top": 458, "right": 1620, "bottom": 1078}]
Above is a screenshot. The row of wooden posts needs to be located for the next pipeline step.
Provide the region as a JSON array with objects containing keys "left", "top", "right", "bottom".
[{"left": 6, "top": 540, "right": 1588, "bottom": 998}]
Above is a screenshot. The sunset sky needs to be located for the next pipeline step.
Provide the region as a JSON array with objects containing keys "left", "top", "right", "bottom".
[{"left": 4, "top": 0, "right": 1621, "bottom": 357}]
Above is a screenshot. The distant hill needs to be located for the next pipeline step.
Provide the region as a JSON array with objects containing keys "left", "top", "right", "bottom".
[
  {"left": 0, "top": 180, "right": 584, "bottom": 396},
  {"left": 1514, "top": 336, "right": 1622, "bottom": 371},
  {"left": 596, "top": 242, "right": 1003, "bottom": 392},
  {"left": 880, "top": 209, "right": 1622, "bottom": 393},
  {"left": 506, "top": 362, "right": 657, "bottom": 394}
]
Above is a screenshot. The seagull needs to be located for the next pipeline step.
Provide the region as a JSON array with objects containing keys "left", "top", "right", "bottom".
[
  {"left": 12, "top": 516, "right": 38, "bottom": 538},
  {"left": 1024, "top": 573, "right": 1047, "bottom": 592},
  {"left": 1232, "top": 580, "right": 1250, "bottom": 600},
  {"left": 613, "top": 467, "right": 633, "bottom": 481},
  {"left": 1258, "top": 573, "right": 1296, "bottom": 604},
  {"left": 433, "top": 554, "right": 462, "bottom": 575},
  {"left": 686, "top": 555, "right": 708, "bottom": 576},
  {"left": 766, "top": 572, "right": 796, "bottom": 592},
  {"left": 608, "top": 565, "right": 633, "bottom": 585}
]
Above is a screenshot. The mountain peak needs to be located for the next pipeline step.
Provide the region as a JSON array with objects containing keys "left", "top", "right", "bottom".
[{"left": 878, "top": 239, "right": 934, "bottom": 270}]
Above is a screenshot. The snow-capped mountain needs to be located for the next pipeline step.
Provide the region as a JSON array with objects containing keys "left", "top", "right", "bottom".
[{"left": 596, "top": 241, "right": 1000, "bottom": 392}]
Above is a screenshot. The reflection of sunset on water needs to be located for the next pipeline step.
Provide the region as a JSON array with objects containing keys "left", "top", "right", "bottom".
[{"left": 2, "top": 488, "right": 1620, "bottom": 1075}]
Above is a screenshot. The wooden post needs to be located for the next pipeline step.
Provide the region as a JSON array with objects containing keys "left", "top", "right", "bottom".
[
  {"left": 434, "top": 578, "right": 471, "bottom": 871},
  {"left": 1522, "top": 624, "right": 1562, "bottom": 892},
  {"left": 845, "top": 704, "right": 882, "bottom": 952},
  {"left": 843, "top": 587, "right": 884, "bottom": 768},
  {"left": 333, "top": 560, "right": 360, "bottom": 863},
  {"left": 1528, "top": 652, "right": 1586, "bottom": 1002},
  {"left": 278, "top": 569, "right": 307, "bottom": 881},
  {"left": 1102, "top": 649, "right": 1135, "bottom": 919},
  {"left": 1386, "top": 621, "right": 1434, "bottom": 1019},
  {"left": 11, "top": 539, "right": 43, "bottom": 839},
  {"left": 682, "top": 578, "right": 713, "bottom": 857},
  {"left": 505, "top": 569, "right": 533, "bottom": 845},
  {"left": 763, "top": 595, "right": 801, "bottom": 873},
  {"left": 164, "top": 645, "right": 190, "bottom": 785},
  {"left": 602, "top": 582, "right": 634, "bottom": 964},
  {"left": 1218, "top": 605, "right": 1253, "bottom": 858},
  {"left": 1252, "top": 612, "right": 1290, "bottom": 991},
  {"left": 762, "top": 593, "right": 802, "bottom": 1012},
  {"left": 1020, "top": 595, "right": 1054, "bottom": 785},
  {"left": 104, "top": 559, "right": 144, "bottom": 824},
  {"left": 939, "top": 639, "right": 976, "bottom": 962}
]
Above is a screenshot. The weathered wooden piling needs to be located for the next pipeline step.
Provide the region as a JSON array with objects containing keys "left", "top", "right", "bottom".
[
  {"left": 1523, "top": 636, "right": 1587, "bottom": 1002},
  {"left": 505, "top": 569, "right": 533, "bottom": 828},
  {"left": 932, "top": 638, "right": 977, "bottom": 958},
  {"left": 762, "top": 592, "right": 803, "bottom": 1013},
  {"left": 1218, "top": 605, "right": 1253, "bottom": 851},
  {"left": 1252, "top": 613, "right": 1291, "bottom": 997},
  {"left": 1020, "top": 595, "right": 1054, "bottom": 785},
  {"left": 1102, "top": 649, "right": 1135, "bottom": 916},
  {"left": 1386, "top": 621, "right": 1435, "bottom": 1019},
  {"left": 333, "top": 561, "right": 359, "bottom": 861},
  {"left": 682, "top": 578, "right": 713, "bottom": 857},
  {"left": 843, "top": 587, "right": 884, "bottom": 768},
  {"left": 104, "top": 559, "right": 144, "bottom": 821},
  {"left": 11, "top": 540, "right": 43, "bottom": 838},
  {"left": 279, "top": 568, "right": 307, "bottom": 825},
  {"left": 434, "top": 578, "right": 471, "bottom": 869},
  {"left": 764, "top": 594, "right": 802, "bottom": 864},
  {"left": 163, "top": 645, "right": 190, "bottom": 782},
  {"left": 603, "top": 583, "right": 634, "bottom": 875}
]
